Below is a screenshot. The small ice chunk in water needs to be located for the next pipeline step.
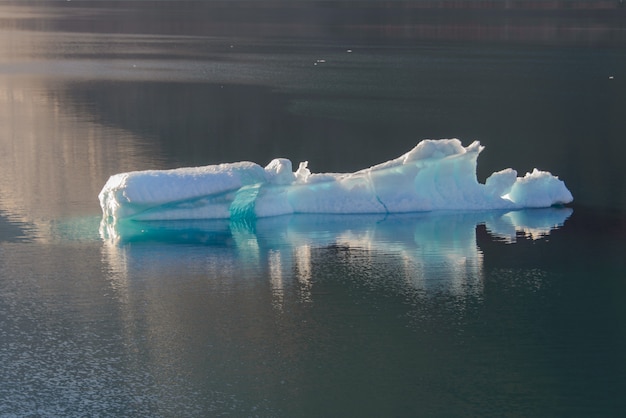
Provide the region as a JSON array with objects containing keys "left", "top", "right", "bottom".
[
  {"left": 504, "top": 168, "right": 574, "bottom": 208},
  {"left": 99, "top": 139, "right": 573, "bottom": 222}
]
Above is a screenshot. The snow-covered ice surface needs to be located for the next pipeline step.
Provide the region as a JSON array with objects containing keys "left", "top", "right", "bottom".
[{"left": 99, "top": 139, "right": 573, "bottom": 223}]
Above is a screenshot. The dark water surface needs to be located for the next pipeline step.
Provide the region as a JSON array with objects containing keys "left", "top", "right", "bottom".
[{"left": 1, "top": 2, "right": 625, "bottom": 416}]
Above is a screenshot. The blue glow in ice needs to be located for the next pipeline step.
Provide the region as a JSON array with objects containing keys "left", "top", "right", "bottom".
[{"left": 99, "top": 139, "right": 573, "bottom": 223}]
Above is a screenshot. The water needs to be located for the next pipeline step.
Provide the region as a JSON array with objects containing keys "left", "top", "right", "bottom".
[{"left": 1, "top": 2, "right": 625, "bottom": 416}]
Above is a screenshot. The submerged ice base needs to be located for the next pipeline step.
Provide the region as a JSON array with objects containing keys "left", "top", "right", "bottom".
[{"left": 99, "top": 139, "right": 573, "bottom": 222}]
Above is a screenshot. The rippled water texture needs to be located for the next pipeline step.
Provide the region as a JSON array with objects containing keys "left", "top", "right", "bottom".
[{"left": 1, "top": 2, "right": 625, "bottom": 416}]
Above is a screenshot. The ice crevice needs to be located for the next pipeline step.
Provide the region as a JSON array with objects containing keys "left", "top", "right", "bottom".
[{"left": 99, "top": 139, "right": 573, "bottom": 223}]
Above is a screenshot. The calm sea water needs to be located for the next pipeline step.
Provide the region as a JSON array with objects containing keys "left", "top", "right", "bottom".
[{"left": 1, "top": 2, "right": 625, "bottom": 417}]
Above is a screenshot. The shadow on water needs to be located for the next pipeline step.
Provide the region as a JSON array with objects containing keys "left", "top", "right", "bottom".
[{"left": 0, "top": 211, "right": 35, "bottom": 243}]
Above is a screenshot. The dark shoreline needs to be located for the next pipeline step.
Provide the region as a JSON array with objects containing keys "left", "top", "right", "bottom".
[{"left": 2, "top": 1, "right": 625, "bottom": 46}]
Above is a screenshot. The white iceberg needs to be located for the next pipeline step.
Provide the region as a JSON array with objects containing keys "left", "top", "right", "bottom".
[{"left": 99, "top": 139, "right": 573, "bottom": 222}]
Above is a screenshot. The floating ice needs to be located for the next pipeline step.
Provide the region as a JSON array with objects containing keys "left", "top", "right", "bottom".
[{"left": 99, "top": 139, "right": 573, "bottom": 223}]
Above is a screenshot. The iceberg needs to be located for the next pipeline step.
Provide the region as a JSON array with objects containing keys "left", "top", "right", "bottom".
[{"left": 99, "top": 139, "right": 573, "bottom": 223}]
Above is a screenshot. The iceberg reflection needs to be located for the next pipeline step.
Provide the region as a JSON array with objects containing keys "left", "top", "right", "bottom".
[{"left": 101, "top": 208, "right": 572, "bottom": 303}]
